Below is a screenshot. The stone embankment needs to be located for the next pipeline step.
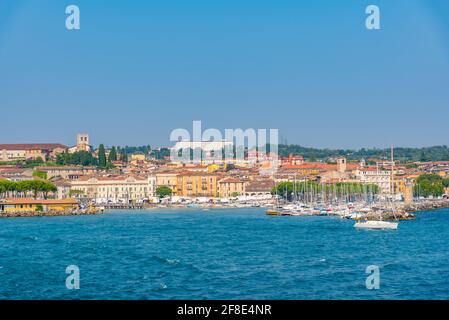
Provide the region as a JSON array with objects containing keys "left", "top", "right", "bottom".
[
  {"left": 401, "top": 199, "right": 449, "bottom": 213},
  {"left": 0, "top": 208, "right": 103, "bottom": 218},
  {"left": 363, "top": 199, "right": 449, "bottom": 221}
]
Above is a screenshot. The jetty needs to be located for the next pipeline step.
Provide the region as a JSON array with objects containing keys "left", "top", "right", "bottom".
[
  {"left": 401, "top": 199, "right": 449, "bottom": 213},
  {"left": 100, "top": 203, "right": 146, "bottom": 210},
  {"left": 0, "top": 208, "right": 103, "bottom": 218}
]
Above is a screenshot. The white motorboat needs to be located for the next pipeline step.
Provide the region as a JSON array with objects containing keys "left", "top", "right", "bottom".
[{"left": 354, "top": 220, "right": 398, "bottom": 230}]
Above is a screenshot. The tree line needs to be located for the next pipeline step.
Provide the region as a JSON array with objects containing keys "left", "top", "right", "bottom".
[
  {"left": 414, "top": 174, "right": 449, "bottom": 198},
  {"left": 269, "top": 144, "right": 449, "bottom": 162},
  {"left": 56, "top": 145, "right": 127, "bottom": 168},
  {"left": 0, "top": 180, "right": 57, "bottom": 199}
]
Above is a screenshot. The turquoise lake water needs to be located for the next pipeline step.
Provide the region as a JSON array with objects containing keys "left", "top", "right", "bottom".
[{"left": 1, "top": 208, "right": 448, "bottom": 299}]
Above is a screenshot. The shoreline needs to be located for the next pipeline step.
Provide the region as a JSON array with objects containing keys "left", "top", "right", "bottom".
[{"left": 2, "top": 200, "right": 449, "bottom": 218}]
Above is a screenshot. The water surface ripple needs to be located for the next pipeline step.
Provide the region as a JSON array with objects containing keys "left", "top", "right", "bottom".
[{"left": 1, "top": 208, "right": 448, "bottom": 299}]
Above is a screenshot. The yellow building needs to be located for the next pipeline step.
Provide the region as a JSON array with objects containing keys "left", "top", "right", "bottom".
[
  {"left": 155, "top": 171, "right": 179, "bottom": 195},
  {"left": 0, "top": 198, "right": 78, "bottom": 213},
  {"left": 393, "top": 178, "right": 406, "bottom": 194},
  {"left": 131, "top": 153, "right": 146, "bottom": 162},
  {"left": 176, "top": 172, "right": 221, "bottom": 197},
  {"left": 393, "top": 175, "right": 419, "bottom": 195},
  {"left": 207, "top": 164, "right": 221, "bottom": 173},
  {"left": 218, "top": 177, "right": 247, "bottom": 198}
]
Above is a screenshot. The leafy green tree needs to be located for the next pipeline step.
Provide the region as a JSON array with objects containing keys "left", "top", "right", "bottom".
[
  {"left": 156, "top": 186, "right": 172, "bottom": 198},
  {"left": 108, "top": 146, "right": 118, "bottom": 162},
  {"left": 150, "top": 148, "right": 170, "bottom": 160},
  {"left": 0, "top": 180, "right": 57, "bottom": 199},
  {"left": 56, "top": 151, "right": 98, "bottom": 166},
  {"left": 268, "top": 144, "right": 449, "bottom": 162},
  {"left": 120, "top": 145, "right": 151, "bottom": 155},
  {"left": 69, "top": 189, "right": 85, "bottom": 197},
  {"left": 32, "top": 170, "right": 47, "bottom": 179},
  {"left": 443, "top": 178, "right": 449, "bottom": 188},
  {"left": 24, "top": 157, "right": 45, "bottom": 168},
  {"left": 98, "top": 144, "right": 107, "bottom": 168},
  {"left": 414, "top": 174, "right": 445, "bottom": 197}
]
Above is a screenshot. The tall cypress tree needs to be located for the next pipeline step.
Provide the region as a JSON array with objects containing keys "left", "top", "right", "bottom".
[
  {"left": 108, "top": 146, "right": 117, "bottom": 162},
  {"left": 120, "top": 152, "right": 128, "bottom": 163},
  {"left": 98, "top": 144, "right": 107, "bottom": 168}
]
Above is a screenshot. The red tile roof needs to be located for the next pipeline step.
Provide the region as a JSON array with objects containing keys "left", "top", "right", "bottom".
[{"left": 218, "top": 177, "right": 246, "bottom": 183}]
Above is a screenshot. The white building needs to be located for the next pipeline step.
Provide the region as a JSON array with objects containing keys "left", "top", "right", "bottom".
[
  {"left": 171, "top": 140, "right": 234, "bottom": 163},
  {"left": 70, "top": 175, "right": 157, "bottom": 203},
  {"left": 172, "top": 140, "right": 233, "bottom": 152},
  {"left": 354, "top": 168, "right": 391, "bottom": 194}
]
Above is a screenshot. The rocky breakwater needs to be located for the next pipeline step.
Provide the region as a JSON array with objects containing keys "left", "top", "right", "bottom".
[
  {"left": 401, "top": 199, "right": 449, "bottom": 213},
  {"left": 362, "top": 208, "right": 416, "bottom": 221},
  {"left": 362, "top": 199, "right": 449, "bottom": 221},
  {"left": 0, "top": 208, "right": 104, "bottom": 218}
]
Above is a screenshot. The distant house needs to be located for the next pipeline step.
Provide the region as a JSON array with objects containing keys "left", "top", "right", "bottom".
[
  {"left": 0, "top": 144, "right": 68, "bottom": 162},
  {"left": 0, "top": 167, "right": 34, "bottom": 181},
  {"left": 70, "top": 174, "right": 157, "bottom": 204},
  {"left": 244, "top": 179, "right": 276, "bottom": 196},
  {"left": 218, "top": 177, "right": 248, "bottom": 198},
  {"left": 281, "top": 154, "right": 305, "bottom": 167},
  {"left": 34, "top": 166, "right": 98, "bottom": 180}
]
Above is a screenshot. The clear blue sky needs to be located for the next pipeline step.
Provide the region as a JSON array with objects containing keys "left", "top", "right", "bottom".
[{"left": 1, "top": 0, "right": 449, "bottom": 149}]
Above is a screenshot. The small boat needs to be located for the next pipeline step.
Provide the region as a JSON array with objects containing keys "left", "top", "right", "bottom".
[
  {"left": 266, "top": 209, "right": 280, "bottom": 216},
  {"left": 354, "top": 220, "right": 398, "bottom": 230}
]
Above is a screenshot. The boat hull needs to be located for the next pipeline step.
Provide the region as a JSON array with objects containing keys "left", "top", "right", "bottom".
[{"left": 354, "top": 221, "right": 398, "bottom": 230}]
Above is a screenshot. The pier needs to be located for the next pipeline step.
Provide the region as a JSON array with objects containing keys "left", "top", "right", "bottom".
[{"left": 100, "top": 203, "right": 147, "bottom": 210}]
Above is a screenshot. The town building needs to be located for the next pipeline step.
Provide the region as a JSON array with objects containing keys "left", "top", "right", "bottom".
[
  {"left": 171, "top": 140, "right": 233, "bottom": 165},
  {"left": 218, "top": 177, "right": 247, "bottom": 198},
  {"left": 0, "top": 167, "right": 34, "bottom": 181},
  {"left": 155, "top": 171, "right": 180, "bottom": 195},
  {"left": 68, "top": 133, "right": 92, "bottom": 153},
  {"left": 34, "top": 166, "right": 98, "bottom": 180},
  {"left": 0, "top": 144, "right": 68, "bottom": 161},
  {"left": 244, "top": 179, "right": 276, "bottom": 197},
  {"left": 70, "top": 174, "right": 157, "bottom": 203},
  {"left": 51, "top": 177, "right": 73, "bottom": 199},
  {"left": 354, "top": 167, "right": 391, "bottom": 194},
  {"left": 281, "top": 154, "right": 305, "bottom": 167},
  {"left": 176, "top": 172, "right": 221, "bottom": 197},
  {"left": 0, "top": 198, "right": 78, "bottom": 213}
]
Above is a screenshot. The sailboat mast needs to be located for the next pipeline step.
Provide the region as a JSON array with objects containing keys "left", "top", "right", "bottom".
[{"left": 391, "top": 145, "right": 394, "bottom": 196}]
